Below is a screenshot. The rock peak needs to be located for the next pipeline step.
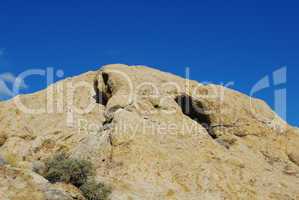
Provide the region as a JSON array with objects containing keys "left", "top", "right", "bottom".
[{"left": 0, "top": 65, "right": 298, "bottom": 199}]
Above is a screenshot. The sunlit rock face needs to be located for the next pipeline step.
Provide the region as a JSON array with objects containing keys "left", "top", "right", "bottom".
[{"left": 0, "top": 64, "right": 298, "bottom": 200}]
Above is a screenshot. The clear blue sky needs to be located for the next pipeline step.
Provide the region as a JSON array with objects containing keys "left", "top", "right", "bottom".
[{"left": 0, "top": 0, "right": 298, "bottom": 126}]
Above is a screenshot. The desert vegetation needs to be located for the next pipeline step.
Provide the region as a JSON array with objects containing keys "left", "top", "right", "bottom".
[{"left": 44, "top": 153, "right": 111, "bottom": 200}]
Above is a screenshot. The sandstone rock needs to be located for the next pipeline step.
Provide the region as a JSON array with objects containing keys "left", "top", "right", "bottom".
[
  {"left": 0, "top": 165, "right": 85, "bottom": 200},
  {"left": 0, "top": 155, "right": 6, "bottom": 166},
  {"left": 48, "top": 183, "right": 86, "bottom": 200},
  {"left": 44, "top": 189, "right": 73, "bottom": 200},
  {"left": 0, "top": 64, "right": 299, "bottom": 199},
  {"left": 0, "top": 132, "right": 7, "bottom": 146},
  {"left": 0, "top": 166, "right": 46, "bottom": 200},
  {"left": 32, "top": 160, "right": 47, "bottom": 175},
  {"left": 286, "top": 128, "right": 299, "bottom": 167}
]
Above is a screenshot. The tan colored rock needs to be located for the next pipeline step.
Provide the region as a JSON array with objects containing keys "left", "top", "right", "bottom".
[
  {"left": 1, "top": 64, "right": 299, "bottom": 199},
  {"left": 0, "top": 165, "right": 85, "bottom": 200},
  {"left": 0, "top": 132, "right": 7, "bottom": 146},
  {"left": 286, "top": 128, "right": 299, "bottom": 167},
  {"left": 47, "top": 183, "right": 86, "bottom": 200},
  {"left": 0, "top": 166, "right": 46, "bottom": 200}
]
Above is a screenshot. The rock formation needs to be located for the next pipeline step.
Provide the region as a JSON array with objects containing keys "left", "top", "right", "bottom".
[{"left": 0, "top": 64, "right": 299, "bottom": 199}]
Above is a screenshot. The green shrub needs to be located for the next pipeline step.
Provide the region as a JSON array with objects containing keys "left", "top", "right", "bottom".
[
  {"left": 80, "top": 180, "right": 111, "bottom": 200},
  {"left": 44, "top": 153, "right": 94, "bottom": 187},
  {"left": 44, "top": 153, "right": 111, "bottom": 200}
]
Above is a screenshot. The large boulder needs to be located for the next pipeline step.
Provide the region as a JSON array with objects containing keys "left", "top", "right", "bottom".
[
  {"left": 0, "top": 165, "right": 85, "bottom": 200},
  {"left": 0, "top": 64, "right": 298, "bottom": 199}
]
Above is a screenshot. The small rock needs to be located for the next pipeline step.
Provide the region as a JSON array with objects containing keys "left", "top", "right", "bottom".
[
  {"left": 288, "top": 152, "right": 299, "bottom": 167},
  {"left": 0, "top": 154, "right": 7, "bottom": 166},
  {"left": 32, "top": 160, "right": 46, "bottom": 175},
  {"left": 50, "top": 183, "right": 86, "bottom": 200},
  {"left": 0, "top": 133, "right": 7, "bottom": 146},
  {"left": 44, "top": 189, "right": 73, "bottom": 200},
  {"left": 283, "top": 164, "right": 298, "bottom": 176}
]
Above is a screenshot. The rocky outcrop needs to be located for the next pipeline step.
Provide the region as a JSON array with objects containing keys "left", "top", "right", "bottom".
[
  {"left": 0, "top": 165, "right": 84, "bottom": 200},
  {"left": 0, "top": 64, "right": 299, "bottom": 199}
]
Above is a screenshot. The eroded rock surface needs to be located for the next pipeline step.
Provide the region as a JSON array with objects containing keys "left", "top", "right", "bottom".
[{"left": 0, "top": 64, "right": 299, "bottom": 199}]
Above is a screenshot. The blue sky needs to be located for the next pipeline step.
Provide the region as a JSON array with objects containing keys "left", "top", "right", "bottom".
[{"left": 0, "top": 0, "right": 298, "bottom": 126}]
